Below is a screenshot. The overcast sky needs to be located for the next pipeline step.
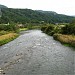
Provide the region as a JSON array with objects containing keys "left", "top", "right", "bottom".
[{"left": 0, "top": 0, "right": 75, "bottom": 15}]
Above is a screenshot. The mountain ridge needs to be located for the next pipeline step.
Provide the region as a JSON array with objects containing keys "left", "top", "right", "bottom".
[
  {"left": 35, "top": 10, "right": 57, "bottom": 15},
  {"left": 0, "top": 4, "right": 74, "bottom": 24},
  {"left": 0, "top": 4, "right": 8, "bottom": 9},
  {"left": 0, "top": 4, "right": 8, "bottom": 17}
]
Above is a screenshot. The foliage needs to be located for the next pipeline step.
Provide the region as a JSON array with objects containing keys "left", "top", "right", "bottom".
[
  {"left": 0, "top": 30, "right": 9, "bottom": 35},
  {"left": 54, "top": 25, "right": 64, "bottom": 34},
  {"left": 41, "top": 19, "right": 75, "bottom": 48},
  {"left": 41, "top": 25, "right": 55, "bottom": 36},
  {"left": 62, "top": 19, "right": 75, "bottom": 35},
  {"left": 19, "top": 28, "right": 28, "bottom": 31},
  {"left": 27, "top": 24, "right": 33, "bottom": 30},
  {"left": 32, "top": 26, "right": 41, "bottom": 29},
  {"left": 41, "top": 26, "right": 47, "bottom": 32},
  {"left": 0, "top": 8, "right": 74, "bottom": 24},
  {"left": 0, "top": 24, "right": 19, "bottom": 32},
  {"left": 45, "top": 25, "right": 54, "bottom": 34}
]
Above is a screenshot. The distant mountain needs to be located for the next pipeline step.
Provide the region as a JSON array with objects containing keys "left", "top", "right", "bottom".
[
  {"left": 0, "top": 4, "right": 8, "bottom": 17},
  {"left": 0, "top": 4, "right": 8, "bottom": 9},
  {"left": 0, "top": 5, "right": 74, "bottom": 24},
  {"left": 35, "top": 10, "right": 57, "bottom": 15},
  {"left": 72, "top": 15, "right": 75, "bottom": 17}
]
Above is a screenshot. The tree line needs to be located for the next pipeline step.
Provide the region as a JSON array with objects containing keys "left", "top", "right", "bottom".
[{"left": 0, "top": 8, "right": 74, "bottom": 24}]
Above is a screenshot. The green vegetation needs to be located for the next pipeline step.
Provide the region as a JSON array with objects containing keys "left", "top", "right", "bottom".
[
  {"left": 41, "top": 20, "right": 75, "bottom": 47},
  {"left": 19, "top": 24, "right": 41, "bottom": 31},
  {"left": 27, "top": 24, "right": 33, "bottom": 30},
  {"left": 0, "top": 8, "right": 74, "bottom": 24},
  {"left": 62, "top": 19, "right": 75, "bottom": 35},
  {"left": 0, "top": 30, "right": 9, "bottom": 35},
  {"left": 0, "top": 24, "right": 19, "bottom": 45},
  {"left": 0, "top": 5, "right": 75, "bottom": 46},
  {"left": 0, "top": 33, "right": 19, "bottom": 46},
  {"left": 19, "top": 28, "right": 28, "bottom": 31},
  {"left": 41, "top": 24, "right": 63, "bottom": 36},
  {"left": 0, "top": 4, "right": 8, "bottom": 8},
  {"left": 53, "top": 34, "right": 75, "bottom": 47},
  {"left": 32, "top": 26, "right": 41, "bottom": 29},
  {"left": 41, "top": 25, "right": 54, "bottom": 36},
  {"left": 0, "top": 24, "right": 19, "bottom": 32},
  {"left": 0, "top": 23, "right": 41, "bottom": 45}
]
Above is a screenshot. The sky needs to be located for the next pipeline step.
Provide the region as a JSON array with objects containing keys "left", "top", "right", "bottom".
[{"left": 0, "top": 0, "right": 75, "bottom": 15}]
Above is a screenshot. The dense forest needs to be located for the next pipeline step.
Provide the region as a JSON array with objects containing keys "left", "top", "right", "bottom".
[{"left": 0, "top": 5, "right": 74, "bottom": 24}]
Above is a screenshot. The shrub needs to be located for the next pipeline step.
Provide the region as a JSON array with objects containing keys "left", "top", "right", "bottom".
[
  {"left": 54, "top": 25, "right": 63, "bottom": 34},
  {"left": 41, "top": 26, "right": 47, "bottom": 32},
  {"left": 41, "top": 25, "right": 55, "bottom": 35},
  {"left": 62, "top": 24, "right": 75, "bottom": 35},
  {"left": 44, "top": 25, "right": 54, "bottom": 36},
  {"left": 27, "top": 24, "right": 33, "bottom": 30},
  {"left": 45, "top": 25, "right": 54, "bottom": 33},
  {"left": 0, "top": 24, "right": 19, "bottom": 32},
  {"left": 62, "top": 19, "right": 75, "bottom": 35},
  {"left": 0, "top": 24, "right": 7, "bottom": 30},
  {"left": 0, "top": 30, "right": 9, "bottom": 35}
]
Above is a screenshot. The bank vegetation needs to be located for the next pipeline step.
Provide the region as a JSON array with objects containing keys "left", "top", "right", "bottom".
[{"left": 41, "top": 20, "right": 75, "bottom": 47}]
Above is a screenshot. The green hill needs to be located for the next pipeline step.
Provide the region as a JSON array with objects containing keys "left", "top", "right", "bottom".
[
  {"left": 0, "top": 4, "right": 8, "bottom": 9},
  {"left": 0, "top": 7, "right": 74, "bottom": 24},
  {"left": 0, "top": 4, "right": 8, "bottom": 17}
]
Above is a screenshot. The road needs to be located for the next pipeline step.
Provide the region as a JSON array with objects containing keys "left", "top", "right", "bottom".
[{"left": 0, "top": 30, "right": 75, "bottom": 75}]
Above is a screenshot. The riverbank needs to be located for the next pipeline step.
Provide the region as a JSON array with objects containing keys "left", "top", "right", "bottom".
[
  {"left": 0, "top": 33, "right": 19, "bottom": 46},
  {"left": 41, "top": 25, "right": 75, "bottom": 47},
  {"left": 53, "top": 34, "right": 75, "bottom": 47},
  {"left": 0, "top": 30, "right": 74, "bottom": 75},
  {"left": 0, "top": 27, "right": 29, "bottom": 46}
]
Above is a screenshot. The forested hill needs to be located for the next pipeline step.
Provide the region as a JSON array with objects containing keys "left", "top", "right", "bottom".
[
  {"left": 0, "top": 6, "right": 74, "bottom": 24},
  {"left": 0, "top": 4, "right": 8, "bottom": 9},
  {"left": 0, "top": 4, "right": 8, "bottom": 17}
]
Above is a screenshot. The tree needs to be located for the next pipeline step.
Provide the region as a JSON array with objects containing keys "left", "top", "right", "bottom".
[{"left": 62, "top": 19, "right": 75, "bottom": 35}]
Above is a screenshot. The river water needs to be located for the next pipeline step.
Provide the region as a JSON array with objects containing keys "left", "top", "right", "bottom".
[{"left": 0, "top": 30, "right": 75, "bottom": 75}]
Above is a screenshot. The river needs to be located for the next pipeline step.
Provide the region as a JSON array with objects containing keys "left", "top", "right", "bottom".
[{"left": 0, "top": 30, "right": 75, "bottom": 75}]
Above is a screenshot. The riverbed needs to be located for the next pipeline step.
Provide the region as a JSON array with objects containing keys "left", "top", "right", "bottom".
[{"left": 0, "top": 30, "right": 75, "bottom": 75}]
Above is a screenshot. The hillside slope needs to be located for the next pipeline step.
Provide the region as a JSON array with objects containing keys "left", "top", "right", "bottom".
[
  {"left": 0, "top": 4, "right": 8, "bottom": 17},
  {"left": 0, "top": 4, "right": 8, "bottom": 9},
  {"left": 0, "top": 8, "right": 74, "bottom": 24}
]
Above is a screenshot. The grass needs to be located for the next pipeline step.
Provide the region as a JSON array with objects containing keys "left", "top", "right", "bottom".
[
  {"left": 53, "top": 34, "right": 75, "bottom": 47},
  {"left": 19, "top": 28, "right": 28, "bottom": 31},
  {"left": 0, "top": 26, "right": 40, "bottom": 46},
  {"left": 32, "top": 26, "right": 41, "bottom": 29},
  {"left": 0, "top": 31, "right": 9, "bottom": 36},
  {"left": 63, "top": 43, "right": 72, "bottom": 47},
  {"left": 0, "top": 33, "right": 19, "bottom": 46},
  {"left": 19, "top": 26, "right": 41, "bottom": 31}
]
